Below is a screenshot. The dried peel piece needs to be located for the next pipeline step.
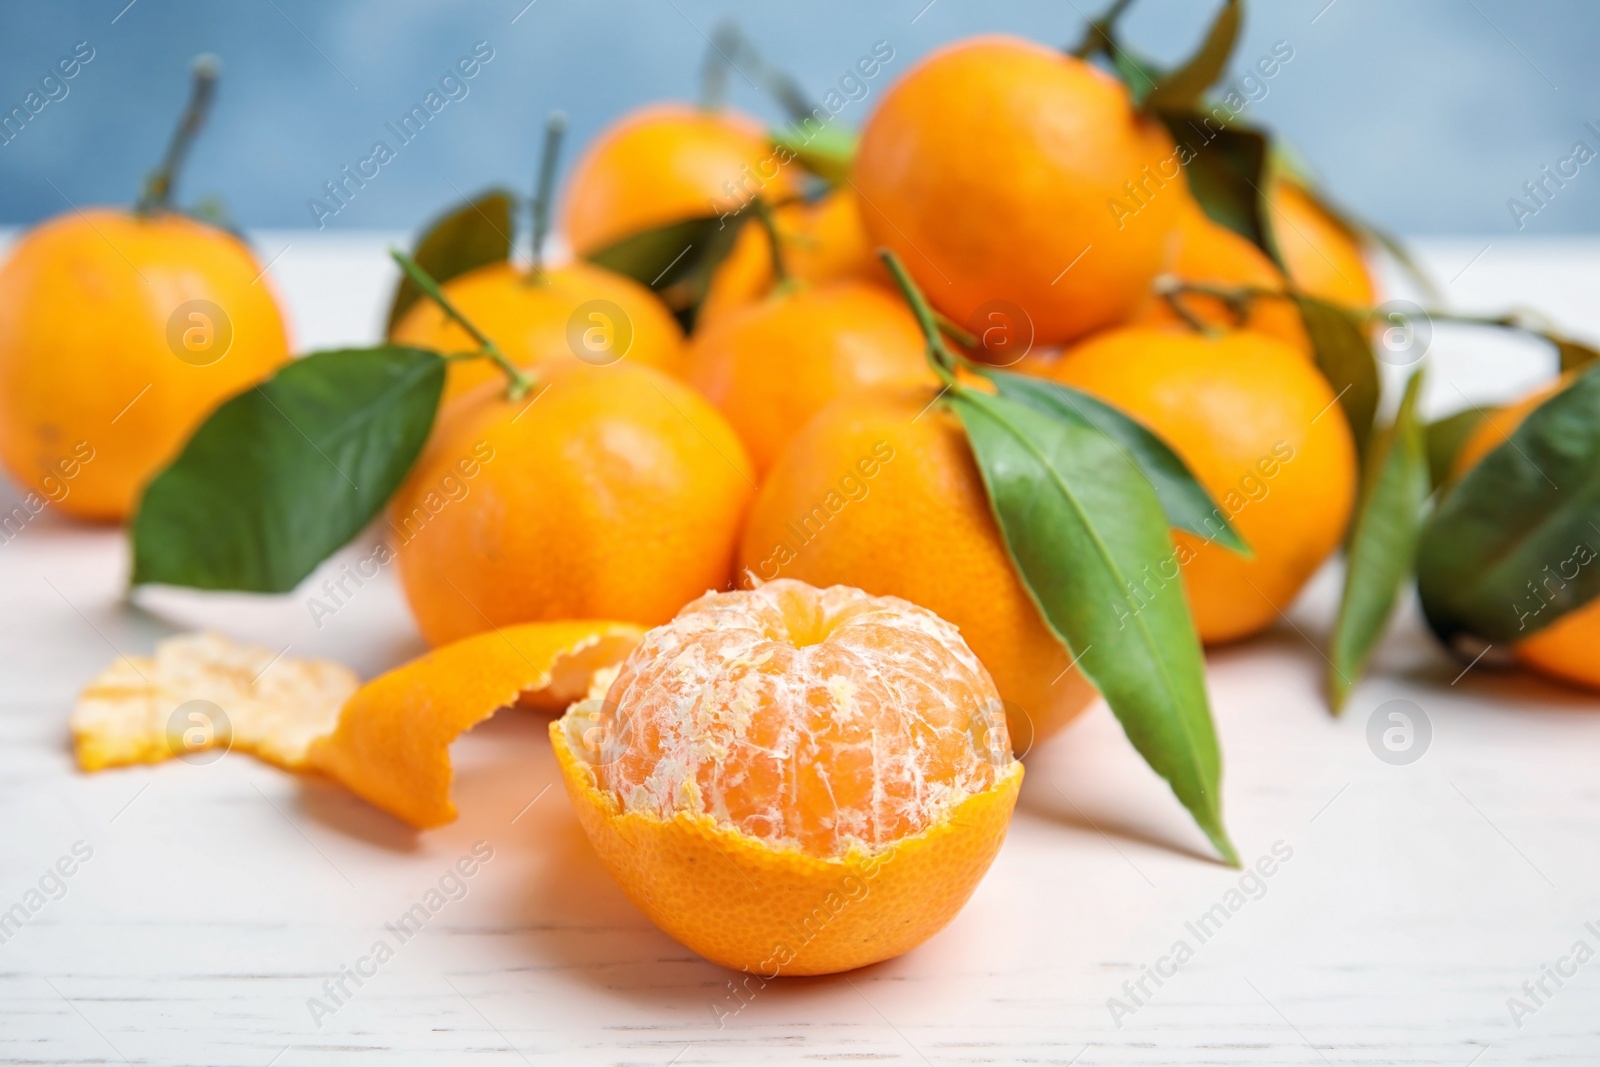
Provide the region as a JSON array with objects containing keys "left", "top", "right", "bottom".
[
  {"left": 71, "top": 632, "right": 359, "bottom": 771},
  {"left": 308, "top": 621, "right": 644, "bottom": 828}
]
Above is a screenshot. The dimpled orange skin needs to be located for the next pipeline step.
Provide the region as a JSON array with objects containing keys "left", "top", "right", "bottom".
[
  {"left": 0, "top": 209, "right": 290, "bottom": 520},
  {"left": 852, "top": 36, "right": 1181, "bottom": 347},
  {"left": 737, "top": 386, "right": 1098, "bottom": 752},
  {"left": 391, "top": 361, "right": 755, "bottom": 648},
  {"left": 390, "top": 260, "right": 684, "bottom": 403},
  {"left": 685, "top": 281, "right": 936, "bottom": 476},
  {"left": 1131, "top": 195, "right": 1311, "bottom": 356},
  {"left": 1048, "top": 327, "right": 1357, "bottom": 645},
  {"left": 562, "top": 103, "right": 800, "bottom": 256},
  {"left": 1451, "top": 375, "right": 1600, "bottom": 691},
  {"left": 551, "top": 580, "right": 1024, "bottom": 974},
  {"left": 1269, "top": 180, "right": 1376, "bottom": 309},
  {"left": 699, "top": 189, "right": 886, "bottom": 326}
]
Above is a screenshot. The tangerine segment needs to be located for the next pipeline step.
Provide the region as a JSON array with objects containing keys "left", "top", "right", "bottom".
[
  {"left": 310, "top": 621, "right": 643, "bottom": 828},
  {"left": 593, "top": 581, "right": 1010, "bottom": 857}
]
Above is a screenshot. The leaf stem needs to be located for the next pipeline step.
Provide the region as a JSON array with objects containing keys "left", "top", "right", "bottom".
[
  {"left": 390, "top": 250, "right": 537, "bottom": 400},
  {"left": 136, "top": 54, "right": 220, "bottom": 216},
  {"left": 879, "top": 250, "right": 960, "bottom": 387},
  {"left": 528, "top": 110, "right": 566, "bottom": 281},
  {"left": 933, "top": 309, "right": 978, "bottom": 350}
]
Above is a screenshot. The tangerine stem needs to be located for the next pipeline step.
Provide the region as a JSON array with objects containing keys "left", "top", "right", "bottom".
[
  {"left": 137, "top": 54, "right": 220, "bottom": 215},
  {"left": 752, "top": 198, "right": 790, "bottom": 286},
  {"left": 878, "top": 249, "right": 959, "bottom": 387},
  {"left": 1153, "top": 276, "right": 1227, "bottom": 337},
  {"left": 697, "top": 19, "right": 740, "bottom": 111},
  {"left": 390, "top": 250, "right": 537, "bottom": 401},
  {"left": 528, "top": 110, "right": 566, "bottom": 282}
]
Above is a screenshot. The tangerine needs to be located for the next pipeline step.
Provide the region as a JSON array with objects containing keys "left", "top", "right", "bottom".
[
  {"left": 1132, "top": 194, "right": 1310, "bottom": 355},
  {"left": 1269, "top": 179, "right": 1376, "bottom": 309},
  {"left": 0, "top": 209, "right": 289, "bottom": 521},
  {"left": 852, "top": 35, "right": 1181, "bottom": 346},
  {"left": 1046, "top": 326, "right": 1357, "bottom": 644},
  {"left": 699, "top": 188, "right": 883, "bottom": 325},
  {"left": 390, "top": 260, "right": 684, "bottom": 402},
  {"left": 391, "top": 360, "right": 754, "bottom": 647},
  {"left": 553, "top": 579, "right": 1022, "bottom": 974},
  {"left": 685, "top": 280, "right": 934, "bottom": 476},
  {"left": 563, "top": 103, "right": 799, "bottom": 256}
]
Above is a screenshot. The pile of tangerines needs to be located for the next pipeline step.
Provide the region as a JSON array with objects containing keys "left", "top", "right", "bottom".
[{"left": 7, "top": 5, "right": 1599, "bottom": 975}]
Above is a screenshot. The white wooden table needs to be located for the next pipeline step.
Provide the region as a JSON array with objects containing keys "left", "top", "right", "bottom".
[{"left": 2, "top": 232, "right": 1598, "bottom": 1065}]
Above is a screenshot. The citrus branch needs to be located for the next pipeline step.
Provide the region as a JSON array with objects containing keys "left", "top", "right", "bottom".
[
  {"left": 390, "top": 250, "right": 538, "bottom": 400},
  {"left": 137, "top": 54, "right": 220, "bottom": 215}
]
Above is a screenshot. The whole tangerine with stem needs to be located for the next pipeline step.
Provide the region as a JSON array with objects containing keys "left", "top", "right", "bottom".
[
  {"left": 1131, "top": 194, "right": 1311, "bottom": 356},
  {"left": 699, "top": 187, "right": 884, "bottom": 326},
  {"left": 0, "top": 57, "right": 289, "bottom": 521},
  {"left": 562, "top": 103, "right": 800, "bottom": 256},
  {"left": 1044, "top": 325, "right": 1357, "bottom": 645},
  {"left": 852, "top": 35, "right": 1181, "bottom": 347},
  {"left": 391, "top": 115, "right": 685, "bottom": 403},
  {"left": 552, "top": 578, "right": 1023, "bottom": 975},
  {"left": 391, "top": 259, "right": 685, "bottom": 403},
  {"left": 390, "top": 358, "right": 755, "bottom": 647},
  {"left": 1450, "top": 373, "right": 1600, "bottom": 691},
  {"left": 686, "top": 222, "right": 934, "bottom": 476}
]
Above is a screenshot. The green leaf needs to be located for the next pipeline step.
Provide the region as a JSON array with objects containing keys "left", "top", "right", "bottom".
[
  {"left": 1295, "top": 294, "right": 1380, "bottom": 457},
  {"left": 131, "top": 347, "right": 446, "bottom": 593},
  {"left": 586, "top": 212, "right": 752, "bottom": 333},
  {"left": 1327, "top": 369, "right": 1430, "bottom": 712},
  {"left": 1111, "top": 49, "right": 1166, "bottom": 106},
  {"left": 771, "top": 123, "right": 858, "bottom": 185},
  {"left": 982, "top": 369, "right": 1250, "bottom": 555},
  {"left": 948, "top": 388, "right": 1237, "bottom": 865},
  {"left": 1157, "top": 113, "right": 1276, "bottom": 262},
  {"left": 1424, "top": 406, "right": 1491, "bottom": 490},
  {"left": 1554, "top": 336, "right": 1600, "bottom": 373},
  {"left": 1143, "top": 0, "right": 1241, "bottom": 112},
  {"left": 386, "top": 189, "right": 516, "bottom": 335},
  {"left": 1417, "top": 365, "right": 1600, "bottom": 644}
]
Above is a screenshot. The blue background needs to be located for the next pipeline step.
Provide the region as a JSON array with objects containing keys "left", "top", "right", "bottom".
[{"left": 1, "top": 0, "right": 1596, "bottom": 236}]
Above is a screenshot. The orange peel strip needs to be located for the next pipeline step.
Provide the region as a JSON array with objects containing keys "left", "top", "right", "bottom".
[
  {"left": 309, "top": 621, "right": 644, "bottom": 828},
  {"left": 550, "top": 711, "right": 1024, "bottom": 975}
]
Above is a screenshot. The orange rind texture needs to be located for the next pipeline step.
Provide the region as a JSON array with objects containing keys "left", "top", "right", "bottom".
[
  {"left": 71, "top": 632, "right": 358, "bottom": 771},
  {"left": 308, "top": 620, "right": 644, "bottom": 828},
  {"left": 552, "top": 713, "right": 1023, "bottom": 976}
]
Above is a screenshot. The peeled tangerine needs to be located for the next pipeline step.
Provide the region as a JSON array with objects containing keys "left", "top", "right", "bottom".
[{"left": 551, "top": 579, "right": 1023, "bottom": 975}]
